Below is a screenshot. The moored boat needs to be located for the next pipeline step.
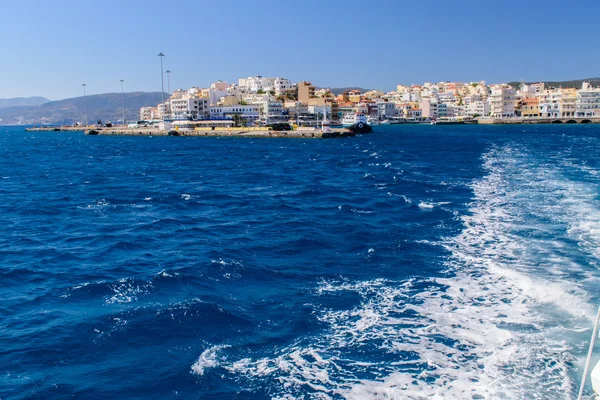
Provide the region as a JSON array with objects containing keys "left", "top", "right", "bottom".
[
  {"left": 367, "top": 116, "right": 379, "bottom": 126},
  {"left": 342, "top": 112, "right": 373, "bottom": 133}
]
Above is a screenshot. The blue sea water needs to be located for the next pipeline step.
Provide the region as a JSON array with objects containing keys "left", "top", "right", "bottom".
[{"left": 1, "top": 124, "right": 600, "bottom": 399}]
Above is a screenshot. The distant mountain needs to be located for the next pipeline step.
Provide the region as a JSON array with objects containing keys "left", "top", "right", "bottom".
[
  {"left": 0, "top": 92, "right": 167, "bottom": 125},
  {"left": 326, "top": 87, "right": 374, "bottom": 96},
  {"left": 0, "top": 97, "right": 49, "bottom": 109},
  {"left": 507, "top": 78, "right": 600, "bottom": 90}
]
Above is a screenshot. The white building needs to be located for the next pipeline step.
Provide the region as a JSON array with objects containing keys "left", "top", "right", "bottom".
[
  {"left": 274, "top": 78, "right": 295, "bottom": 97},
  {"left": 575, "top": 82, "right": 600, "bottom": 118},
  {"left": 204, "top": 88, "right": 229, "bottom": 106},
  {"left": 157, "top": 102, "right": 171, "bottom": 120},
  {"left": 437, "top": 102, "right": 449, "bottom": 118},
  {"left": 170, "top": 97, "right": 208, "bottom": 120},
  {"left": 401, "top": 92, "right": 421, "bottom": 103},
  {"left": 238, "top": 76, "right": 277, "bottom": 93},
  {"left": 211, "top": 80, "right": 228, "bottom": 90},
  {"left": 489, "top": 84, "right": 516, "bottom": 118},
  {"left": 538, "top": 90, "right": 561, "bottom": 118},
  {"left": 209, "top": 105, "right": 260, "bottom": 121},
  {"left": 465, "top": 101, "right": 489, "bottom": 118},
  {"left": 284, "top": 101, "right": 307, "bottom": 118},
  {"left": 376, "top": 101, "right": 396, "bottom": 119},
  {"left": 244, "top": 93, "right": 275, "bottom": 105},
  {"left": 262, "top": 101, "right": 284, "bottom": 121},
  {"left": 140, "top": 106, "right": 157, "bottom": 121}
]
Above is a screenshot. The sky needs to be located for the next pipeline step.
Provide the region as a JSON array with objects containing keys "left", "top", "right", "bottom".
[{"left": 1, "top": 0, "right": 599, "bottom": 100}]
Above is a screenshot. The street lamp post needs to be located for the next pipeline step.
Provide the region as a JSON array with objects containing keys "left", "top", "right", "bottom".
[
  {"left": 120, "top": 79, "right": 125, "bottom": 125},
  {"left": 158, "top": 53, "right": 165, "bottom": 121},
  {"left": 82, "top": 83, "right": 88, "bottom": 126},
  {"left": 165, "top": 70, "right": 171, "bottom": 94}
]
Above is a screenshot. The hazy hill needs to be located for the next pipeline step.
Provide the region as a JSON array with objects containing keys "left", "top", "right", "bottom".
[
  {"left": 0, "top": 97, "right": 49, "bottom": 109},
  {"left": 0, "top": 92, "right": 167, "bottom": 125},
  {"left": 508, "top": 78, "right": 600, "bottom": 90},
  {"left": 327, "top": 87, "right": 374, "bottom": 96}
]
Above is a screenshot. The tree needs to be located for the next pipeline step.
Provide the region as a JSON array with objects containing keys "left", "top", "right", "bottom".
[
  {"left": 257, "top": 89, "right": 265, "bottom": 94},
  {"left": 232, "top": 114, "right": 242, "bottom": 127}
]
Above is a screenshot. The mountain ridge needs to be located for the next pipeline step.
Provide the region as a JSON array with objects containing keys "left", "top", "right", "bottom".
[
  {"left": 0, "top": 97, "right": 50, "bottom": 109},
  {"left": 0, "top": 92, "right": 167, "bottom": 125}
]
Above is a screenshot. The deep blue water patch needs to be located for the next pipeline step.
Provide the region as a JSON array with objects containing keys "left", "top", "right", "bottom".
[{"left": 2, "top": 125, "right": 600, "bottom": 399}]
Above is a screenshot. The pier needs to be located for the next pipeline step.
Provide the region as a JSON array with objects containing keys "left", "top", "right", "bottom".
[{"left": 25, "top": 126, "right": 355, "bottom": 138}]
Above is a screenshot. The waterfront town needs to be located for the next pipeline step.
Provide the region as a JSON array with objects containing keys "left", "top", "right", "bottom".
[{"left": 139, "top": 76, "right": 600, "bottom": 127}]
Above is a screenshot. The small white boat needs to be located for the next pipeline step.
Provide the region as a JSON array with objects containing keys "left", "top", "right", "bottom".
[
  {"left": 342, "top": 112, "right": 368, "bottom": 127},
  {"left": 380, "top": 119, "right": 390, "bottom": 125},
  {"left": 367, "top": 116, "right": 379, "bottom": 126}
]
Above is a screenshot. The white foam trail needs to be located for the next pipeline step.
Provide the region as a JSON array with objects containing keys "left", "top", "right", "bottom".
[{"left": 190, "top": 143, "right": 600, "bottom": 399}]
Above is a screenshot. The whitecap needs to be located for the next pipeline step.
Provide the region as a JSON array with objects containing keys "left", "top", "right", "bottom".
[
  {"left": 191, "top": 345, "right": 230, "bottom": 376},
  {"left": 418, "top": 201, "right": 434, "bottom": 210}
]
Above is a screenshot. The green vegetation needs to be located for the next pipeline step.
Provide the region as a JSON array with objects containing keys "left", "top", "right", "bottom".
[
  {"left": 233, "top": 114, "right": 246, "bottom": 128},
  {"left": 508, "top": 78, "right": 600, "bottom": 90}
]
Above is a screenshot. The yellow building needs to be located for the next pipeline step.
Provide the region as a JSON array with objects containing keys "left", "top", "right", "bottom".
[
  {"left": 348, "top": 94, "right": 361, "bottom": 103},
  {"left": 396, "top": 84, "right": 408, "bottom": 94},
  {"left": 220, "top": 95, "right": 241, "bottom": 106},
  {"left": 521, "top": 98, "right": 540, "bottom": 117},
  {"left": 560, "top": 88, "right": 577, "bottom": 117},
  {"left": 298, "top": 81, "right": 315, "bottom": 103},
  {"left": 308, "top": 98, "right": 327, "bottom": 106}
]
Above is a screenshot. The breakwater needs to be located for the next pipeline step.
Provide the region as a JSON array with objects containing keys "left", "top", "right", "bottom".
[{"left": 25, "top": 126, "right": 355, "bottom": 138}]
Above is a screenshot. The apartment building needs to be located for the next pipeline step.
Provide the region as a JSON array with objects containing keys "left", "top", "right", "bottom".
[{"left": 489, "top": 84, "right": 516, "bottom": 118}]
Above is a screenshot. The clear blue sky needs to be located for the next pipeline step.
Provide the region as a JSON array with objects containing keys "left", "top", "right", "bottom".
[{"left": 1, "top": 0, "right": 599, "bottom": 100}]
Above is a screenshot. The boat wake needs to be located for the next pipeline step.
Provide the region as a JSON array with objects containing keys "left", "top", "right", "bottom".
[{"left": 191, "top": 143, "right": 600, "bottom": 399}]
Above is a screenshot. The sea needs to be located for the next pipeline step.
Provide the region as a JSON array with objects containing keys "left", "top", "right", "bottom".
[{"left": 1, "top": 124, "right": 600, "bottom": 399}]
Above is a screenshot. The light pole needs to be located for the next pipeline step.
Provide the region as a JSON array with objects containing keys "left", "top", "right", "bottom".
[
  {"left": 82, "top": 83, "right": 88, "bottom": 126},
  {"left": 120, "top": 79, "right": 125, "bottom": 125},
  {"left": 165, "top": 70, "right": 171, "bottom": 94},
  {"left": 158, "top": 53, "right": 165, "bottom": 120}
]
